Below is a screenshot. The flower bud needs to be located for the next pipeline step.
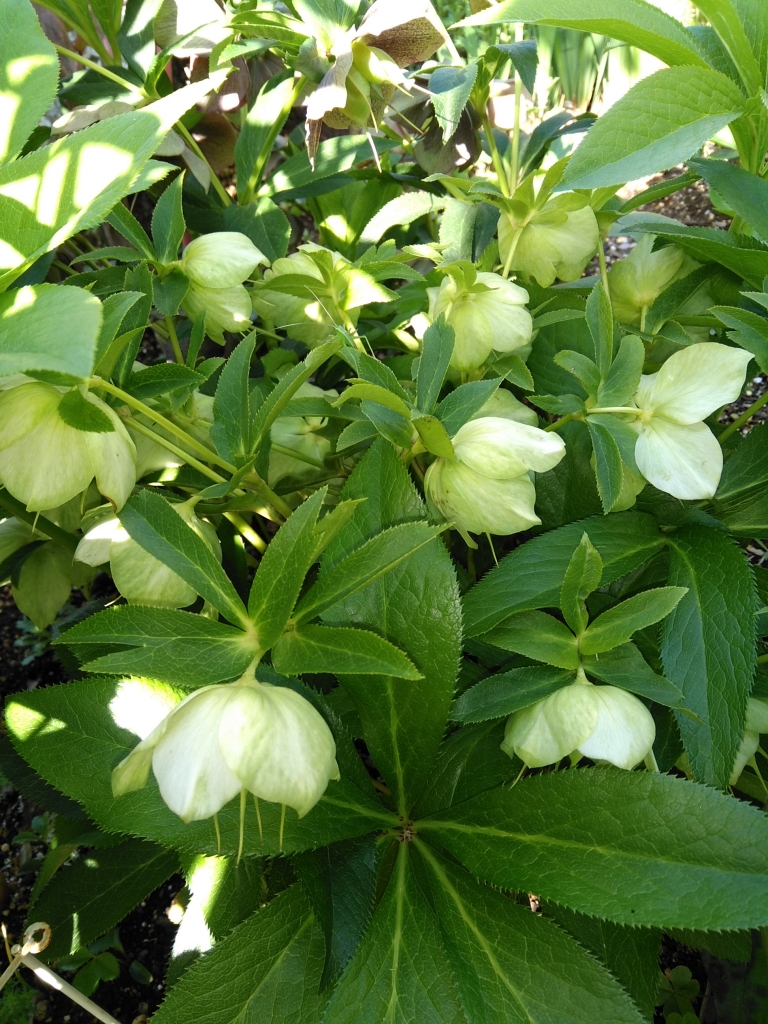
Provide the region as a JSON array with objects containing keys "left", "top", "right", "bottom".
[
  {"left": 608, "top": 235, "right": 699, "bottom": 327},
  {"left": 0, "top": 382, "right": 136, "bottom": 511},
  {"left": 424, "top": 415, "right": 565, "bottom": 540},
  {"left": 179, "top": 232, "right": 267, "bottom": 290},
  {"left": 77, "top": 501, "right": 220, "bottom": 608},
  {"left": 730, "top": 697, "right": 768, "bottom": 785},
  {"left": 502, "top": 677, "right": 656, "bottom": 770},
  {"left": 427, "top": 268, "right": 533, "bottom": 372},
  {"left": 499, "top": 197, "right": 600, "bottom": 288},
  {"left": 182, "top": 284, "right": 253, "bottom": 343},
  {"left": 112, "top": 675, "right": 339, "bottom": 824}
]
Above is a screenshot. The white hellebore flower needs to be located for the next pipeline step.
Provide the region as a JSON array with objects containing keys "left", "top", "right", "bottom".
[
  {"left": 427, "top": 268, "right": 533, "bottom": 372},
  {"left": 502, "top": 672, "right": 656, "bottom": 770},
  {"left": 630, "top": 343, "right": 751, "bottom": 500},
  {"left": 76, "top": 500, "right": 220, "bottom": 608},
  {"left": 0, "top": 382, "right": 136, "bottom": 511},
  {"left": 178, "top": 231, "right": 267, "bottom": 343},
  {"left": 112, "top": 673, "right": 339, "bottom": 824},
  {"left": 730, "top": 697, "right": 768, "bottom": 785},
  {"left": 424, "top": 415, "right": 565, "bottom": 541}
]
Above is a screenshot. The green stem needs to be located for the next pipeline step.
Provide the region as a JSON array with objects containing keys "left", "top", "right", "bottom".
[
  {"left": 125, "top": 417, "right": 227, "bottom": 484},
  {"left": 165, "top": 316, "right": 184, "bottom": 363},
  {"left": 271, "top": 442, "right": 328, "bottom": 470},
  {"left": 756, "top": 653, "right": 768, "bottom": 666},
  {"left": 501, "top": 227, "right": 522, "bottom": 279},
  {"left": 588, "top": 406, "right": 637, "bottom": 416},
  {"left": 53, "top": 44, "right": 143, "bottom": 97},
  {"left": 175, "top": 123, "right": 232, "bottom": 207},
  {"left": 720, "top": 390, "right": 768, "bottom": 442},
  {"left": 89, "top": 378, "right": 237, "bottom": 474},
  {"left": 0, "top": 490, "right": 79, "bottom": 552},
  {"left": 481, "top": 110, "right": 510, "bottom": 198},
  {"left": 509, "top": 22, "right": 524, "bottom": 194},
  {"left": 225, "top": 512, "right": 266, "bottom": 552},
  {"left": 544, "top": 411, "right": 581, "bottom": 432}
]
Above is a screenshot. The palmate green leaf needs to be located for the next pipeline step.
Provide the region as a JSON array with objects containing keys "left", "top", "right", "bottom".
[
  {"left": 416, "top": 316, "right": 455, "bottom": 415},
  {"left": 436, "top": 378, "right": 501, "bottom": 436},
  {"left": 5, "top": 676, "right": 395, "bottom": 857},
  {"left": 323, "top": 843, "right": 467, "bottom": 1024},
  {"left": 0, "top": 0, "right": 59, "bottom": 165},
  {"left": 620, "top": 216, "right": 768, "bottom": 288},
  {"left": 152, "top": 885, "right": 327, "bottom": 1024},
  {"left": 120, "top": 491, "right": 250, "bottom": 630},
  {"left": 0, "top": 284, "right": 102, "bottom": 379},
  {"left": 713, "top": 424, "right": 768, "bottom": 518},
  {"left": 485, "top": 610, "right": 580, "bottom": 669},
  {"left": 545, "top": 906, "right": 661, "bottom": 1022},
  {"left": 580, "top": 586, "right": 687, "bottom": 655},
  {"left": 415, "top": 720, "right": 518, "bottom": 817},
  {"left": 429, "top": 63, "right": 478, "bottom": 142},
  {"left": 588, "top": 418, "right": 624, "bottom": 513},
  {"left": 452, "top": 0, "right": 708, "bottom": 70},
  {"left": 321, "top": 440, "right": 462, "bottom": 817},
  {"left": 272, "top": 624, "right": 421, "bottom": 678},
  {"left": 586, "top": 280, "right": 613, "bottom": 378},
  {"left": 417, "top": 843, "right": 646, "bottom": 1024},
  {"left": 211, "top": 334, "right": 254, "bottom": 465},
  {"left": 689, "top": 1, "right": 762, "bottom": 94},
  {"left": 222, "top": 197, "right": 291, "bottom": 264},
  {"left": 32, "top": 839, "right": 177, "bottom": 961},
  {"left": 294, "top": 835, "right": 379, "bottom": 989},
  {"left": 560, "top": 532, "right": 603, "bottom": 634},
  {"left": 294, "top": 523, "right": 443, "bottom": 624},
  {"left": 692, "top": 158, "right": 768, "bottom": 245},
  {"left": 559, "top": 67, "right": 745, "bottom": 191},
  {"left": 582, "top": 643, "right": 688, "bottom": 710},
  {"left": 463, "top": 512, "right": 665, "bottom": 638},
  {"left": 484, "top": 40, "right": 539, "bottom": 94},
  {"left": 597, "top": 334, "right": 645, "bottom": 407},
  {"left": 248, "top": 489, "right": 326, "bottom": 650},
  {"left": 57, "top": 606, "right": 257, "bottom": 687},
  {"left": 711, "top": 305, "right": 768, "bottom": 374},
  {"left": 452, "top": 665, "right": 574, "bottom": 723},
  {"left": 0, "top": 77, "right": 223, "bottom": 289},
  {"left": 151, "top": 171, "right": 186, "bottom": 264},
  {"left": 419, "top": 768, "right": 768, "bottom": 930},
  {"left": 124, "top": 363, "right": 204, "bottom": 400},
  {"left": 661, "top": 525, "right": 756, "bottom": 789}
]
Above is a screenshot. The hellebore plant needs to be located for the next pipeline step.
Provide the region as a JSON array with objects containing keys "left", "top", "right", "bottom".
[{"left": 5, "top": 0, "right": 768, "bottom": 1021}]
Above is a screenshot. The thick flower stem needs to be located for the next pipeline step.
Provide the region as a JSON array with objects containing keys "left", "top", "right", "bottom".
[
  {"left": 237, "top": 789, "right": 247, "bottom": 866},
  {"left": 125, "top": 417, "right": 227, "bottom": 485},
  {"left": 502, "top": 227, "right": 523, "bottom": 279},
  {"left": 165, "top": 316, "right": 184, "bottom": 364},
  {"left": 225, "top": 512, "right": 266, "bottom": 553},
  {"left": 509, "top": 23, "right": 524, "bottom": 195},
  {"left": 175, "top": 123, "right": 232, "bottom": 208},
  {"left": 481, "top": 110, "right": 510, "bottom": 198},
  {"left": 719, "top": 389, "right": 768, "bottom": 441},
  {"left": 544, "top": 411, "right": 581, "bottom": 432},
  {"left": 0, "top": 490, "right": 79, "bottom": 552}
]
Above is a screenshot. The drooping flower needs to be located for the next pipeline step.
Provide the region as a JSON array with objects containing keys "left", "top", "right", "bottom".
[
  {"left": 424, "top": 415, "right": 565, "bottom": 540},
  {"left": 608, "top": 234, "right": 700, "bottom": 328},
  {"left": 0, "top": 382, "right": 136, "bottom": 511},
  {"left": 630, "top": 343, "right": 751, "bottom": 500},
  {"left": 498, "top": 194, "right": 600, "bottom": 288},
  {"left": 178, "top": 231, "right": 267, "bottom": 343},
  {"left": 76, "top": 500, "right": 220, "bottom": 608},
  {"left": 112, "top": 673, "right": 339, "bottom": 824},
  {"left": 502, "top": 672, "right": 656, "bottom": 770},
  {"left": 426, "top": 267, "right": 533, "bottom": 372}
]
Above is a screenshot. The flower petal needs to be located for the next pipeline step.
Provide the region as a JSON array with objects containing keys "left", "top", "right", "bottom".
[
  {"left": 730, "top": 730, "right": 760, "bottom": 786},
  {"left": 453, "top": 416, "right": 565, "bottom": 476},
  {"left": 0, "top": 412, "right": 91, "bottom": 510},
  {"left": 152, "top": 687, "right": 241, "bottom": 822},
  {"left": 577, "top": 686, "right": 655, "bottom": 770},
  {"left": 635, "top": 417, "right": 722, "bottom": 500},
  {"left": 221, "top": 683, "right": 338, "bottom": 817},
  {"left": 426, "top": 459, "right": 541, "bottom": 537},
  {"left": 641, "top": 343, "right": 751, "bottom": 424},
  {"left": 502, "top": 683, "right": 596, "bottom": 768}
]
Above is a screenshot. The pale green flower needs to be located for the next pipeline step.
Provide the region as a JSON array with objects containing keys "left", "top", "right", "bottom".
[
  {"left": 730, "top": 697, "right": 768, "bottom": 785},
  {"left": 0, "top": 382, "right": 136, "bottom": 511},
  {"left": 424, "top": 415, "right": 565, "bottom": 540},
  {"left": 608, "top": 235, "right": 700, "bottom": 327},
  {"left": 631, "top": 343, "right": 751, "bottom": 500},
  {"left": 112, "top": 674, "right": 339, "bottom": 823},
  {"left": 502, "top": 676, "right": 656, "bottom": 770},
  {"left": 498, "top": 195, "right": 600, "bottom": 288},
  {"left": 179, "top": 232, "right": 267, "bottom": 289},
  {"left": 182, "top": 283, "right": 253, "bottom": 343},
  {"left": 427, "top": 268, "right": 532, "bottom": 372}
]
